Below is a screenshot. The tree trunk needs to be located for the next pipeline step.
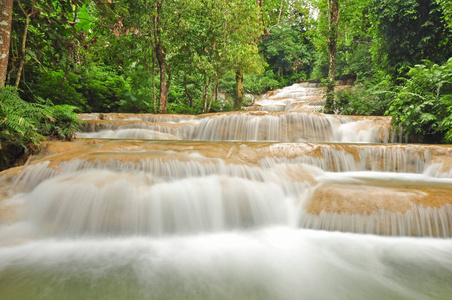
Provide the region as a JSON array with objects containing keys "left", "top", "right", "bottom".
[
  {"left": 201, "top": 75, "right": 211, "bottom": 113},
  {"left": 151, "top": 52, "right": 156, "bottom": 113},
  {"left": 183, "top": 75, "right": 194, "bottom": 108},
  {"left": 257, "top": 0, "right": 271, "bottom": 39},
  {"left": 0, "top": 0, "right": 13, "bottom": 87},
  {"left": 235, "top": 69, "right": 244, "bottom": 109},
  {"left": 154, "top": 41, "right": 169, "bottom": 114},
  {"left": 326, "top": 0, "right": 339, "bottom": 114},
  {"left": 207, "top": 71, "right": 221, "bottom": 113},
  {"left": 156, "top": 46, "right": 168, "bottom": 114},
  {"left": 202, "top": 80, "right": 207, "bottom": 113},
  {"left": 153, "top": 1, "right": 169, "bottom": 114},
  {"left": 15, "top": 0, "right": 37, "bottom": 88}
]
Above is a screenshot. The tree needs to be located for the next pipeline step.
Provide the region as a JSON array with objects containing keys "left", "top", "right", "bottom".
[
  {"left": 8, "top": 0, "right": 95, "bottom": 94},
  {"left": 152, "top": 1, "right": 170, "bottom": 113},
  {"left": 14, "top": 0, "right": 41, "bottom": 88},
  {"left": 370, "top": 0, "right": 452, "bottom": 78},
  {"left": 174, "top": 0, "right": 262, "bottom": 112},
  {"left": 123, "top": 0, "right": 195, "bottom": 113},
  {"left": 325, "top": 0, "right": 339, "bottom": 113},
  {"left": 259, "top": 23, "right": 315, "bottom": 79},
  {"left": 234, "top": 0, "right": 294, "bottom": 109},
  {"left": 0, "top": 0, "right": 13, "bottom": 87}
]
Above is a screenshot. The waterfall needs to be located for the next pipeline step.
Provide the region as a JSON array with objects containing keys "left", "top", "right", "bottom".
[
  {"left": 1, "top": 82, "right": 452, "bottom": 299},
  {"left": 78, "top": 112, "right": 391, "bottom": 143}
]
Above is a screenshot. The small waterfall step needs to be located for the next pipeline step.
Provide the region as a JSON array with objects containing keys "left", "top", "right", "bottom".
[
  {"left": 78, "top": 111, "right": 393, "bottom": 143},
  {"left": 248, "top": 82, "right": 349, "bottom": 112},
  {"left": 1, "top": 140, "right": 452, "bottom": 238}
]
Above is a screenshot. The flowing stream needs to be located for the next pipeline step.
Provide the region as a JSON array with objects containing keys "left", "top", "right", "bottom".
[{"left": 1, "top": 83, "right": 452, "bottom": 299}]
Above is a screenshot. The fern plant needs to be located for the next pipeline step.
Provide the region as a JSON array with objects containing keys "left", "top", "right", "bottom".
[
  {"left": 385, "top": 58, "right": 452, "bottom": 143},
  {"left": 0, "top": 87, "right": 82, "bottom": 150},
  {"left": 36, "top": 101, "right": 81, "bottom": 141},
  {"left": 0, "top": 86, "right": 47, "bottom": 150}
]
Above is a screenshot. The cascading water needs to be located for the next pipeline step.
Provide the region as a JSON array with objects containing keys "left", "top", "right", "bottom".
[{"left": 1, "top": 83, "right": 452, "bottom": 299}]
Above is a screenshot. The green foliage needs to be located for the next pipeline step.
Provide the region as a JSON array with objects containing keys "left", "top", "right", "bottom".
[
  {"left": 167, "top": 99, "right": 200, "bottom": 115},
  {"left": 0, "top": 86, "right": 82, "bottom": 151},
  {"left": 38, "top": 104, "right": 81, "bottom": 141},
  {"left": 9, "top": 0, "right": 93, "bottom": 88},
  {"left": 219, "top": 70, "right": 285, "bottom": 96},
  {"left": 437, "top": 0, "right": 452, "bottom": 29},
  {"left": 78, "top": 65, "right": 132, "bottom": 112},
  {"left": 259, "top": 70, "right": 285, "bottom": 91},
  {"left": 311, "top": 0, "right": 374, "bottom": 80},
  {"left": 259, "top": 24, "right": 315, "bottom": 78},
  {"left": 27, "top": 68, "right": 86, "bottom": 108},
  {"left": 348, "top": 43, "right": 375, "bottom": 83},
  {"left": 370, "top": 0, "right": 452, "bottom": 78},
  {"left": 124, "top": 64, "right": 158, "bottom": 113},
  {"left": 311, "top": 51, "right": 329, "bottom": 79},
  {"left": 385, "top": 58, "right": 452, "bottom": 143},
  {"left": 218, "top": 71, "right": 236, "bottom": 95},
  {"left": 117, "top": 92, "right": 153, "bottom": 114},
  {"left": 330, "top": 77, "right": 394, "bottom": 116},
  {"left": 26, "top": 65, "right": 149, "bottom": 113},
  {"left": 0, "top": 86, "right": 45, "bottom": 149},
  {"left": 244, "top": 74, "right": 275, "bottom": 95}
]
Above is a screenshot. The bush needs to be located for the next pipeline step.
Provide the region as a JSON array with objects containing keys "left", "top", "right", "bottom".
[
  {"left": 0, "top": 86, "right": 81, "bottom": 149},
  {"left": 37, "top": 103, "right": 81, "bottom": 141},
  {"left": 27, "top": 64, "right": 143, "bottom": 113},
  {"left": 218, "top": 71, "right": 236, "bottom": 95},
  {"left": 386, "top": 58, "right": 452, "bottom": 143},
  {"left": 30, "top": 69, "right": 87, "bottom": 109},
  {"left": 78, "top": 65, "right": 132, "bottom": 112},
  {"left": 331, "top": 76, "right": 394, "bottom": 116},
  {"left": 0, "top": 86, "right": 46, "bottom": 149}
]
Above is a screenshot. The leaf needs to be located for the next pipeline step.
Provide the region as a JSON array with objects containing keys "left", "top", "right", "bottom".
[{"left": 420, "top": 113, "right": 436, "bottom": 122}]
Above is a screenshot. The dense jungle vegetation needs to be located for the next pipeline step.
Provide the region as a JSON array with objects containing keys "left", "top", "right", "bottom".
[{"left": 0, "top": 0, "right": 452, "bottom": 168}]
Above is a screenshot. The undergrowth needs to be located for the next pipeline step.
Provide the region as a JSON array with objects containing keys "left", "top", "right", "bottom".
[
  {"left": 0, "top": 86, "right": 81, "bottom": 170},
  {"left": 330, "top": 58, "right": 452, "bottom": 143}
]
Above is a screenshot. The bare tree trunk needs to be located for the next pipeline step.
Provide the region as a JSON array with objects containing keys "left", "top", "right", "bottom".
[
  {"left": 153, "top": 1, "right": 169, "bottom": 114},
  {"left": 15, "top": 0, "right": 36, "bottom": 88},
  {"left": 156, "top": 46, "right": 168, "bottom": 114},
  {"left": 202, "top": 75, "right": 211, "bottom": 113},
  {"left": 202, "top": 80, "right": 207, "bottom": 113},
  {"left": 325, "top": 0, "right": 339, "bottom": 114},
  {"left": 183, "top": 74, "right": 194, "bottom": 108},
  {"left": 0, "top": 0, "right": 13, "bottom": 87},
  {"left": 235, "top": 69, "right": 244, "bottom": 109},
  {"left": 207, "top": 71, "right": 221, "bottom": 113},
  {"left": 151, "top": 52, "right": 156, "bottom": 113}
]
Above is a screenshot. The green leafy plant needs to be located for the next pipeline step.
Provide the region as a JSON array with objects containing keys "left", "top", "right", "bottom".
[
  {"left": 38, "top": 103, "right": 82, "bottom": 141},
  {"left": 0, "top": 86, "right": 82, "bottom": 149},
  {"left": 331, "top": 76, "right": 394, "bottom": 116},
  {"left": 385, "top": 58, "right": 452, "bottom": 143},
  {"left": 0, "top": 86, "right": 47, "bottom": 150}
]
